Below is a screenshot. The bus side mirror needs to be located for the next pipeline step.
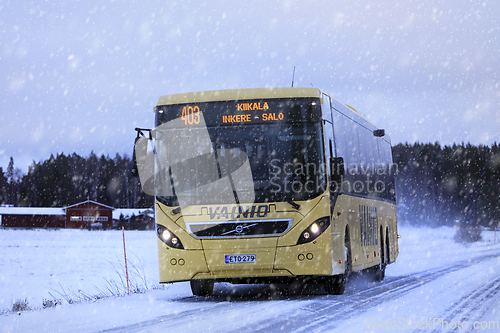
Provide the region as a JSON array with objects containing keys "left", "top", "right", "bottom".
[
  {"left": 373, "top": 129, "right": 385, "bottom": 137},
  {"left": 132, "top": 128, "right": 152, "bottom": 178},
  {"left": 330, "top": 157, "right": 344, "bottom": 193},
  {"left": 132, "top": 136, "right": 141, "bottom": 177}
]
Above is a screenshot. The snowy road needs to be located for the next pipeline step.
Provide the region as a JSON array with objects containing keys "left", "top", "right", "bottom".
[
  {"left": 99, "top": 254, "right": 500, "bottom": 333},
  {"left": 1, "top": 226, "right": 500, "bottom": 332}
]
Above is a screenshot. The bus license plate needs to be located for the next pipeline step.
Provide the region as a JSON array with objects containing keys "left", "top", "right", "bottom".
[{"left": 225, "top": 254, "right": 256, "bottom": 264}]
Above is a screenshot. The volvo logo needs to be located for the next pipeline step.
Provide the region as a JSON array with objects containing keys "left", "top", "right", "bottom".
[{"left": 221, "top": 223, "right": 258, "bottom": 236}]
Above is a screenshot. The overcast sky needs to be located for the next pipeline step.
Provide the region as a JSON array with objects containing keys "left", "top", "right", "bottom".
[{"left": 1, "top": 0, "right": 499, "bottom": 172}]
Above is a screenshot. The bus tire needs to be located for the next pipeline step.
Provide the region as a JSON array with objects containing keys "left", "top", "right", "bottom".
[
  {"left": 386, "top": 233, "right": 390, "bottom": 264},
  {"left": 344, "top": 242, "right": 352, "bottom": 283},
  {"left": 325, "top": 243, "right": 351, "bottom": 295},
  {"left": 373, "top": 235, "right": 386, "bottom": 281},
  {"left": 190, "top": 279, "right": 214, "bottom": 296},
  {"left": 374, "top": 260, "right": 386, "bottom": 281},
  {"left": 287, "top": 278, "right": 305, "bottom": 295},
  {"left": 325, "top": 274, "right": 346, "bottom": 295}
]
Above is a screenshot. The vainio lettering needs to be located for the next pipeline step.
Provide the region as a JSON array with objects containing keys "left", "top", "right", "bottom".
[{"left": 208, "top": 205, "right": 269, "bottom": 220}]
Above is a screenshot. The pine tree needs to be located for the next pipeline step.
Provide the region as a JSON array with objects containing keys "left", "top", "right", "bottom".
[{"left": 0, "top": 167, "right": 7, "bottom": 205}]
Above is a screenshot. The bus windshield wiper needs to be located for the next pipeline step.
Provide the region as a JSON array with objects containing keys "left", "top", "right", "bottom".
[{"left": 285, "top": 198, "right": 301, "bottom": 210}]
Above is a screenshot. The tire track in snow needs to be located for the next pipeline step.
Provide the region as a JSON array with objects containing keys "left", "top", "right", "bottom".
[
  {"left": 99, "top": 253, "right": 500, "bottom": 333},
  {"left": 430, "top": 275, "right": 500, "bottom": 333},
  {"left": 100, "top": 296, "right": 295, "bottom": 333},
  {"left": 248, "top": 265, "right": 469, "bottom": 333},
  {"left": 99, "top": 299, "right": 230, "bottom": 333},
  {"left": 247, "top": 254, "right": 500, "bottom": 333}
]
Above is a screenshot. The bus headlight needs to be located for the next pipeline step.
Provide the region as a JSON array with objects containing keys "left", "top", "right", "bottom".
[
  {"left": 157, "top": 224, "right": 184, "bottom": 249},
  {"left": 297, "top": 217, "right": 330, "bottom": 245}
]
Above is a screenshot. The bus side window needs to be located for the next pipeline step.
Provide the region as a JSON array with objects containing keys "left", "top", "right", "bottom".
[
  {"left": 329, "top": 140, "right": 334, "bottom": 161},
  {"left": 329, "top": 140, "right": 334, "bottom": 181},
  {"left": 322, "top": 94, "right": 332, "bottom": 122}
]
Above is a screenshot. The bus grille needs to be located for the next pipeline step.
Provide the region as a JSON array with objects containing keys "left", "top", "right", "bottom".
[{"left": 185, "top": 219, "right": 293, "bottom": 238}]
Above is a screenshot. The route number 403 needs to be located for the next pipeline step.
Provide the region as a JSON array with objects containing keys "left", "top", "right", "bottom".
[{"left": 181, "top": 106, "right": 201, "bottom": 125}]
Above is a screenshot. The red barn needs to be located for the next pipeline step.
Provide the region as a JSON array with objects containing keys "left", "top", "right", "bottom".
[
  {"left": 64, "top": 200, "right": 114, "bottom": 229},
  {"left": 0, "top": 207, "right": 65, "bottom": 228}
]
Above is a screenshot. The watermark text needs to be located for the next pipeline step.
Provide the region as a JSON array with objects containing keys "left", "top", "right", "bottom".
[{"left": 366, "top": 317, "right": 500, "bottom": 330}]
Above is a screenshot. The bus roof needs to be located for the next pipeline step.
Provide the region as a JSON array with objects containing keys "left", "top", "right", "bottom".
[{"left": 157, "top": 87, "right": 322, "bottom": 106}]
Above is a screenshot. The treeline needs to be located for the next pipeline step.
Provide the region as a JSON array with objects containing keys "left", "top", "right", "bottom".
[
  {"left": 0, "top": 153, "right": 153, "bottom": 208},
  {"left": 1, "top": 142, "right": 500, "bottom": 227},
  {"left": 393, "top": 142, "right": 500, "bottom": 227}
]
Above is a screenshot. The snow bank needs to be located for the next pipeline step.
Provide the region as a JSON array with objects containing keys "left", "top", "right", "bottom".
[{"left": 0, "top": 228, "right": 159, "bottom": 312}]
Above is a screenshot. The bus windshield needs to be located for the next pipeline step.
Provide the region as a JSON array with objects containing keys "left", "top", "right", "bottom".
[{"left": 154, "top": 122, "right": 326, "bottom": 207}]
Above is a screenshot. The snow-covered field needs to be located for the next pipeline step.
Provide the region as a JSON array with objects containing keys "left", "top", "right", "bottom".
[
  {"left": 1, "top": 225, "right": 500, "bottom": 332},
  {"left": 0, "top": 229, "right": 160, "bottom": 311}
]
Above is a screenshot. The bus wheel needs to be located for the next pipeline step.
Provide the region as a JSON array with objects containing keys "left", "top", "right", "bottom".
[
  {"left": 324, "top": 274, "right": 346, "bottom": 295},
  {"left": 287, "top": 278, "right": 305, "bottom": 295},
  {"left": 190, "top": 279, "right": 214, "bottom": 296},
  {"left": 344, "top": 245, "right": 352, "bottom": 283},
  {"left": 373, "top": 239, "right": 386, "bottom": 282},
  {"left": 325, "top": 245, "right": 351, "bottom": 295},
  {"left": 374, "top": 259, "right": 386, "bottom": 281}
]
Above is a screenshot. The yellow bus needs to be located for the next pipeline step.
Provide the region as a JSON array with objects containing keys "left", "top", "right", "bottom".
[{"left": 133, "top": 87, "right": 398, "bottom": 296}]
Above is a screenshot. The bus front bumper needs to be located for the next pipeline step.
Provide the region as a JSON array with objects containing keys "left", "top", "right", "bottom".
[{"left": 158, "top": 242, "right": 335, "bottom": 283}]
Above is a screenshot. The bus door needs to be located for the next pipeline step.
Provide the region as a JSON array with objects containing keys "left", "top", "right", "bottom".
[{"left": 322, "top": 93, "right": 336, "bottom": 217}]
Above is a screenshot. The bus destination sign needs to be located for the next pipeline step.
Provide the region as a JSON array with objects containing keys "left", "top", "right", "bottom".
[
  {"left": 222, "top": 102, "right": 285, "bottom": 124},
  {"left": 156, "top": 98, "right": 321, "bottom": 127}
]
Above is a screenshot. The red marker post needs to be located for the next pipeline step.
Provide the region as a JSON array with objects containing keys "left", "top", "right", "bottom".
[{"left": 122, "top": 226, "right": 130, "bottom": 295}]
